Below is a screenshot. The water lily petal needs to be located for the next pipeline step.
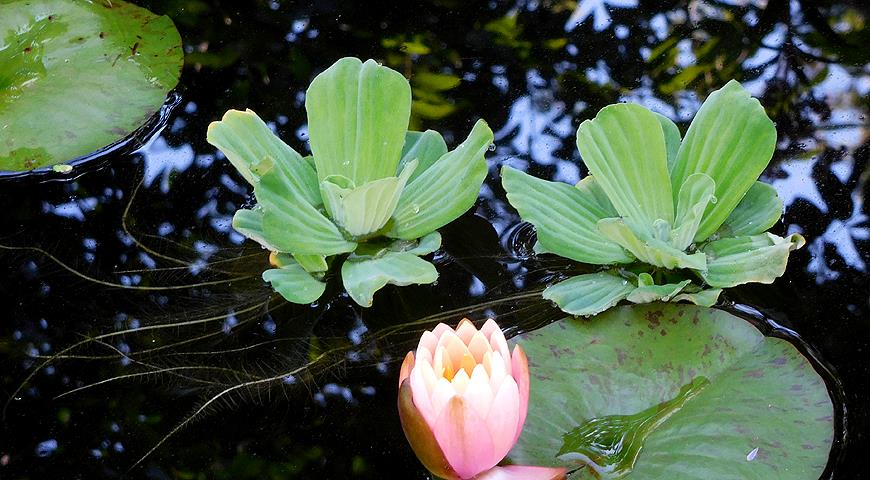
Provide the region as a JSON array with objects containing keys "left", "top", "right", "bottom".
[
  {"left": 473, "top": 465, "right": 567, "bottom": 480},
  {"left": 434, "top": 395, "right": 499, "bottom": 479},
  {"left": 398, "top": 381, "right": 459, "bottom": 480},
  {"left": 431, "top": 377, "right": 457, "bottom": 419},
  {"left": 511, "top": 345, "right": 530, "bottom": 443},
  {"left": 468, "top": 331, "right": 493, "bottom": 362},
  {"left": 399, "top": 351, "right": 415, "bottom": 387},
  {"left": 456, "top": 318, "right": 479, "bottom": 344},
  {"left": 410, "top": 362, "right": 436, "bottom": 424},
  {"left": 485, "top": 375, "right": 520, "bottom": 461},
  {"left": 464, "top": 364, "right": 495, "bottom": 420}
]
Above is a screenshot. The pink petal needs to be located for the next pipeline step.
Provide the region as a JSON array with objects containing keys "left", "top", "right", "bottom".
[
  {"left": 417, "top": 330, "right": 439, "bottom": 360},
  {"left": 432, "top": 323, "right": 454, "bottom": 339},
  {"left": 451, "top": 368, "right": 470, "bottom": 394},
  {"left": 431, "top": 377, "right": 457, "bottom": 419},
  {"left": 473, "top": 465, "right": 567, "bottom": 480},
  {"left": 463, "top": 364, "right": 494, "bottom": 420},
  {"left": 455, "top": 318, "right": 479, "bottom": 343},
  {"left": 487, "top": 351, "right": 507, "bottom": 392},
  {"left": 480, "top": 318, "right": 501, "bottom": 340},
  {"left": 489, "top": 328, "right": 512, "bottom": 376},
  {"left": 399, "top": 352, "right": 415, "bottom": 387},
  {"left": 397, "top": 381, "right": 460, "bottom": 480},
  {"left": 511, "top": 345, "right": 530, "bottom": 443},
  {"left": 410, "top": 363, "right": 436, "bottom": 425},
  {"left": 485, "top": 375, "right": 520, "bottom": 460},
  {"left": 433, "top": 395, "right": 499, "bottom": 479},
  {"left": 468, "top": 331, "right": 493, "bottom": 362},
  {"left": 442, "top": 332, "right": 473, "bottom": 370}
]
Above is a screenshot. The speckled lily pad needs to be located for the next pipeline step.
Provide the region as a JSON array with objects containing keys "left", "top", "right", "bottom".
[
  {"left": 509, "top": 304, "right": 834, "bottom": 479},
  {"left": 0, "top": 0, "right": 182, "bottom": 172}
]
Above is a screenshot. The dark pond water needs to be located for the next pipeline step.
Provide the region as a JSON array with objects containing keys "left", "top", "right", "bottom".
[{"left": 1, "top": 0, "right": 868, "bottom": 478}]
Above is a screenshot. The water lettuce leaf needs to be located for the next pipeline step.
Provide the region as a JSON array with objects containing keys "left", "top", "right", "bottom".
[
  {"left": 576, "top": 103, "right": 674, "bottom": 230},
  {"left": 669, "top": 80, "right": 777, "bottom": 242},
  {"left": 341, "top": 251, "right": 438, "bottom": 307},
  {"left": 502, "top": 167, "right": 632, "bottom": 265},
  {"left": 306, "top": 57, "right": 411, "bottom": 185}
]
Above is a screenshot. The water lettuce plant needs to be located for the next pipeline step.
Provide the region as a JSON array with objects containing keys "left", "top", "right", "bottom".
[
  {"left": 502, "top": 81, "right": 804, "bottom": 316},
  {"left": 208, "top": 57, "right": 493, "bottom": 307}
]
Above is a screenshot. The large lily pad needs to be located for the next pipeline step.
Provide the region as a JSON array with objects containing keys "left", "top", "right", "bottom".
[
  {"left": 509, "top": 304, "right": 834, "bottom": 479},
  {"left": 0, "top": 0, "right": 183, "bottom": 171}
]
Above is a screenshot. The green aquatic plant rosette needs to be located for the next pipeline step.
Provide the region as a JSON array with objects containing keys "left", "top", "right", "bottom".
[
  {"left": 208, "top": 57, "right": 493, "bottom": 307},
  {"left": 509, "top": 304, "right": 834, "bottom": 479},
  {"left": 0, "top": 0, "right": 183, "bottom": 171},
  {"left": 502, "top": 80, "right": 804, "bottom": 316}
]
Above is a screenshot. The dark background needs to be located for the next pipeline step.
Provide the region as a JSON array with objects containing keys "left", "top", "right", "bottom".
[{"left": 1, "top": 0, "right": 867, "bottom": 478}]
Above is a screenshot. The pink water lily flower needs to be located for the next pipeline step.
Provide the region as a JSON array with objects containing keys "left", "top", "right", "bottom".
[{"left": 398, "top": 318, "right": 566, "bottom": 480}]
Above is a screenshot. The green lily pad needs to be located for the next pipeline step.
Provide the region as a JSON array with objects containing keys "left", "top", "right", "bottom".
[
  {"left": 509, "top": 304, "right": 834, "bottom": 479},
  {"left": 0, "top": 0, "right": 183, "bottom": 172}
]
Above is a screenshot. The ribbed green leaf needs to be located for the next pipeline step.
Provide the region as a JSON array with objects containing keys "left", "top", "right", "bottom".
[
  {"left": 502, "top": 166, "right": 632, "bottom": 264},
  {"left": 575, "top": 175, "right": 617, "bottom": 216},
  {"left": 576, "top": 103, "right": 675, "bottom": 228},
  {"left": 341, "top": 252, "right": 438, "bottom": 307},
  {"left": 627, "top": 279, "right": 692, "bottom": 304},
  {"left": 399, "top": 130, "right": 448, "bottom": 181},
  {"left": 232, "top": 207, "right": 280, "bottom": 251},
  {"left": 321, "top": 159, "right": 417, "bottom": 238},
  {"left": 672, "top": 288, "right": 722, "bottom": 307},
  {"left": 716, "top": 181, "right": 783, "bottom": 238},
  {"left": 598, "top": 218, "right": 707, "bottom": 270},
  {"left": 257, "top": 170, "right": 357, "bottom": 256},
  {"left": 207, "top": 109, "right": 320, "bottom": 206},
  {"left": 671, "top": 173, "right": 716, "bottom": 250},
  {"left": 670, "top": 80, "right": 777, "bottom": 242},
  {"left": 543, "top": 272, "right": 636, "bottom": 317},
  {"left": 701, "top": 233, "right": 805, "bottom": 288},
  {"left": 262, "top": 263, "right": 326, "bottom": 304},
  {"left": 389, "top": 119, "right": 493, "bottom": 240},
  {"left": 402, "top": 231, "right": 442, "bottom": 255},
  {"left": 655, "top": 113, "right": 682, "bottom": 173},
  {"left": 305, "top": 57, "right": 411, "bottom": 184},
  {"left": 293, "top": 253, "right": 328, "bottom": 273}
]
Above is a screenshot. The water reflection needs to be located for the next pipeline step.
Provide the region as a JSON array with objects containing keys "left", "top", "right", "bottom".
[{"left": 1, "top": 0, "right": 868, "bottom": 478}]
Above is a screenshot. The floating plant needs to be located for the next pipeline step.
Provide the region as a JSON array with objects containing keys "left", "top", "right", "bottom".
[
  {"left": 503, "top": 81, "right": 804, "bottom": 316},
  {"left": 509, "top": 304, "right": 834, "bottom": 479},
  {"left": 0, "top": 0, "right": 182, "bottom": 172},
  {"left": 208, "top": 57, "right": 493, "bottom": 307}
]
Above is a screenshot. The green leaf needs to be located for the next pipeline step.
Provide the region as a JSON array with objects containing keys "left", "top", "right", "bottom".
[
  {"left": 232, "top": 207, "right": 281, "bottom": 252},
  {"left": 576, "top": 103, "right": 675, "bottom": 229},
  {"left": 669, "top": 80, "right": 777, "bottom": 242},
  {"left": 627, "top": 279, "right": 692, "bottom": 304},
  {"left": 257, "top": 170, "right": 357, "bottom": 256},
  {"left": 401, "top": 231, "right": 442, "bottom": 256},
  {"left": 398, "top": 130, "right": 448, "bottom": 181},
  {"left": 542, "top": 272, "right": 636, "bottom": 317},
  {"left": 320, "top": 160, "right": 417, "bottom": 238},
  {"left": 598, "top": 218, "right": 707, "bottom": 270},
  {"left": 510, "top": 304, "right": 833, "bottom": 480},
  {"left": 502, "top": 167, "right": 633, "bottom": 265},
  {"left": 292, "top": 253, "right": 328, "bottom": 273},
  {"left": 672, "top": 288, "right": 722, "bottom": 307},
  {"left": 0, "top": 0, "right": 183, "bottom": 171},
  {"left": 341, "top": 252, "right": 438, "bottom": 307},
  {"left": 262, "top": 263, "right": 326, "bottom": 304},
  {"left": 655, "top": 113, "right": 681, "bottom": 172},
  {"left": 701, "top": 233, "right": 805, "bottom": 288},
  {"left": 670, "top": 173, "right": 716, "bottom": 250},
  {"left": 716, "top": 181, "right": 783, "bottom": 238},
  {"left": 305, "top": 57, "right": 411, "bottom": 185},
  {"left": 575, "top": 175, "right": 617, "bottom": 216},
  {"left": 389, "top": 119, "right": 493, "bottom": 240},
  {"left": 207, "top": 109, "right": 321, "bottom": 206}
]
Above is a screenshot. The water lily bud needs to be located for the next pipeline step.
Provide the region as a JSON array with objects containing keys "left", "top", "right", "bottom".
[{"left": 398, "top": 318, "right": 566, "bottom": 480}]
